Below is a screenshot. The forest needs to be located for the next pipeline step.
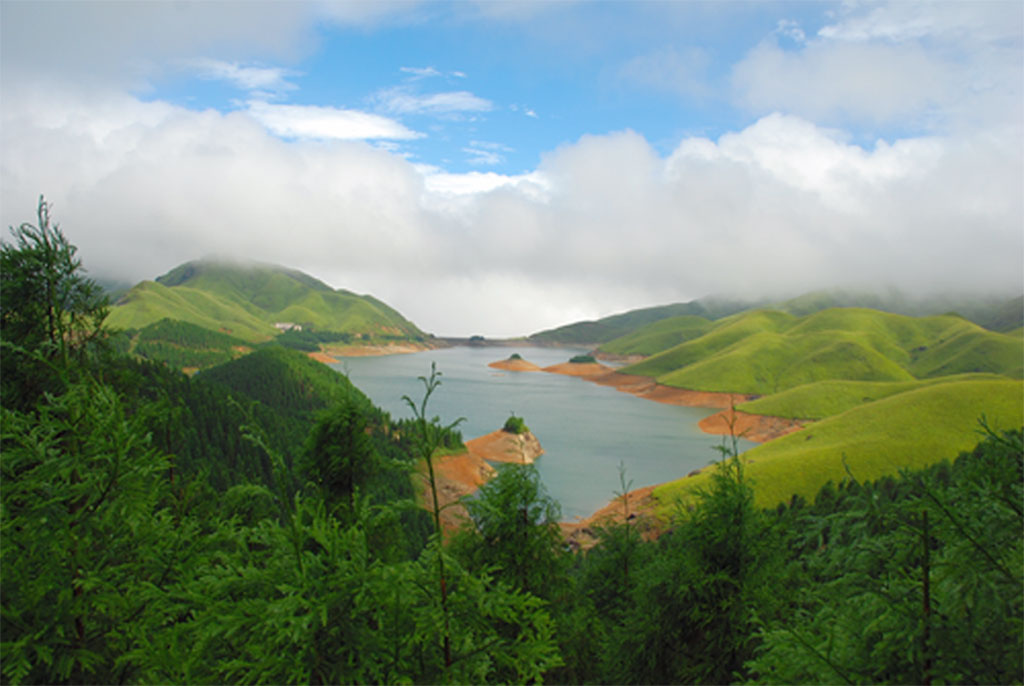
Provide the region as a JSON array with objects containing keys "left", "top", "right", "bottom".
[{"left": 1, "top": 201, "right": 1021, "bottom": 684}]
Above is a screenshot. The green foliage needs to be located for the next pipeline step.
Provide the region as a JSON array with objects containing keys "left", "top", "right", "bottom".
[
  {"left": 569, "top": 354, "right": 596, "bottom": 364},
  {"left": 605, "top": 446, "right": 777, "bottom": 684},
  {"left": 302, "top": 394, "right": 379, "bottom": 516},
  {"left": 0, "top": 382, "right": 183, "bottom": 685},
  {"left": 262, "top": 327, "right": 352, "bottom": 351},
  {"left": 509, "top": 352, "right": 523, "bottom": 360},
  {"left": 130, "top": 318, "right": 247, "bottom": 371},
  {"left": 453, "top": 464, "right": 564, "bottom": 598},
  {"left": 199, "top": 346, "right": 367, "bottom": 420},
  {"left": 0, "top": 197, "right": 109, "bottom": 408},
  {"left": 503, "top": 414, "right": 529, "bottom": 434},
  {"left": 747, "top": 427, "right": 1023, "bottom": 684}
]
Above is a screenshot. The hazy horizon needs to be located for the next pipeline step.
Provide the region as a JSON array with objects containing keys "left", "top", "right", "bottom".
[{"left": 2, "top": 1, "right": 1021, "bottom": 337}]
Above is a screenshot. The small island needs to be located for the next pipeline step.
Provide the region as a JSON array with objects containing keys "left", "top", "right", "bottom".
[
  {"left": 488, "top": 352, "right": 542, "bottom": 372},
  {"left": 465, "top": 415, "right": 544, "bottom": 464},
  {"left": 542, "top": 354, "right": 613, "bottom": 377}
]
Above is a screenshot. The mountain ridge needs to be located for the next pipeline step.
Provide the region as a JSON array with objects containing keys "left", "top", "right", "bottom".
[{"left": 107, "top": 258, "right": 426, "bottom": 344}]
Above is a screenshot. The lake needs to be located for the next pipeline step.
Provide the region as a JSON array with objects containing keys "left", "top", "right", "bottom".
[{"left": 330, "top": 346, "right": 754, "bottom": 520}]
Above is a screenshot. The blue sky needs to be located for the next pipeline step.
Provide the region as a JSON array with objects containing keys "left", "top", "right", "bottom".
[
  {"left": 2, "top": 1, "right": 1022, "bottom": 335},
  {"left": 145, "top": 3, "right": 868, "bottom": 174}
]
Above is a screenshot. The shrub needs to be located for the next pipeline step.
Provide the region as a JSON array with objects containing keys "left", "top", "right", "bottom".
[
  {"left": 569, "top": 354, "right": 596, "bottom": 364},
  {"left": 509, "top": 353, "right": 523, "bottom": 360},
  {"left": 503, "top": 415, "right": 529, "bottom": 434}
]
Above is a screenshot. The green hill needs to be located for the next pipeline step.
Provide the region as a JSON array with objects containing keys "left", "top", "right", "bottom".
[
  {"left": 528, "top": 298, "right": 750, "bottom": 345},
  {"left": 618, "top": 307, "right": 1022, "bottom": 395},
  {"left": 128, "top": 318, "right": 250, "bottom": 370},
  {"left": 106, "top": 259, "right": 425, "bottom": 343},
  {"left": 736, "top": 374, "right": 1005, "bottom": 420},
  {"left": 655, "top": 377, "right": 1024, "bottom": 511},
  {"left": 597, "top": 315, "right": 714, "bottom": 356},
  {"left": 584, "top": 289, "right": 1023, "bottom": 359},
  {"left": 199, "top": 346, "right": 369, "bottom": 420}
]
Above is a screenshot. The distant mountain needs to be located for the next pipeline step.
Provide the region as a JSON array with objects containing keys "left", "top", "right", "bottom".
[
  {"left": 106, "top": 258, "right": 426, "bottom": 343},
  {"left": 534, "top": 288, "right": 1024, "bottom": 350},
  {"left": 528, "top": 297, "right": 752, "bottom": 345}
]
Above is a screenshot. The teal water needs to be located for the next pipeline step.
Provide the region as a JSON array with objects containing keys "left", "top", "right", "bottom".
[{"left": 330, "top": 346, "right": 754, "bottom": 520}]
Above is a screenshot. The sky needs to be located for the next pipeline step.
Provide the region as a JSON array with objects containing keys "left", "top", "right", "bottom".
[{"left": 1, "top": 1, "right": 1022, "bottom": 337}]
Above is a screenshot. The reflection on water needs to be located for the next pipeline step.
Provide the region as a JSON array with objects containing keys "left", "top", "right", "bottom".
[{"left": 330, "top": 346, "right": 754, "bottom": 519}]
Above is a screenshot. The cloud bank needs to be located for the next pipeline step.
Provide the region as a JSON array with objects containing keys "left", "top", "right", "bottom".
[{"left": 1, "top": 1, "right": 1020, "bottom": 337}]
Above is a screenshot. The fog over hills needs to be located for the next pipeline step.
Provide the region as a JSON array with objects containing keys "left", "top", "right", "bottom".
[{"left": 2, "top": 2, "right": 1020, "bottom": 336}]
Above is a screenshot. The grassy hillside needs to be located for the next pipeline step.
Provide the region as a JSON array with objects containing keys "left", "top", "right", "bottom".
[
  {"left": 655, "top": 377, "right": 1023, "bottom": 511},
  {"left": 528, "top": 298, "right": 751, "bottom": 345},
  {"left": 107, "top": 280, "right": 276, "bottom": 341},
  {"left": 107, "top": 259, "right": 425, "bottom": 343},
  {"left": 597, "top": 315, "right": 714, "bottom": 356},
  {"left": 736, "top": 373, "right": 1006, "bottom": 420},
  {"left": 618, "top": 307, "right": 1022, "bottom": 395}
]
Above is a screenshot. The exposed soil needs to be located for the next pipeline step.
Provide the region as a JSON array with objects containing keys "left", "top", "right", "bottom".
[
  {"left": 322, "top": 342, "right": 434, "bottom": 357},
  {"left": 307, "top": 351, "right": 340, "bottom": 364},
  {"left": 542, "top": 361, "right": 615, "bottom": 377},
  {"left": 488, "top": 358, "right": 543, "bottom": 372},
  {"left": 587, "top": 371, "right": 758, "bottom": 408},
  {"left": 466, "top": 430, "right": 544, "bottom": 464},
  {"left": 414, "top": 451, "right": 497, "bottom": 535},
  {"left": 698, "top": 408, "right": 808, "bottom": 443},
  {"left": 560, "top": 484, "right": 665, "bottom": 551},
  {"left": 413, "top": 429, "right": 545, "bottom": 536}
]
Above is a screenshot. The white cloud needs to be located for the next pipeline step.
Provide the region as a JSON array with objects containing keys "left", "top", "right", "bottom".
[
  {"left": 732, "top": 1, "right": 1022, "bottom": 132},
  {"left": 373, "top": 87, "right": 494, "bottom": 115},
  {"left": 184, "top": 58, "right": 298, "bottom": 94},
  {"left": 464, "top": 148, "right": 504, "bottom": 166},
  {"left": 618, "top": 46, "right": 710, "bottom": 100},
  {"left": 818, "top": 1, "right": 1021, "bottom": 44},
  {"left": 732, "top": 39, "right": 949, "bottom": 126},
  {"left": 1, "top": 89, "right": 1020, "bottom": 336},
  {"left": 464, "top": 140, "right": 514, "bottom": 165},
  {"left": 775, "top": 19, "right": 805, "bottom": 43},
  {"left": 246, "top": 100, "right": 422, "bottom": 140},
  {"left": 400, "top": 66, "right": 442, "bottom": 79},
  {"left": 421, "top": 170, "right": 547, "bottom": 197}
]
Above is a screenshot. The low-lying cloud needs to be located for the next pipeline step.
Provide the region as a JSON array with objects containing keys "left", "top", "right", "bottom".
[{"left": 1, "top": 85, "right": 1019, "bottom": 337}]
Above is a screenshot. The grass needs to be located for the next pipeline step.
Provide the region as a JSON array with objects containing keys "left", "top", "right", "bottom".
[
  {"left": 108, "top": 259, "right": 425, "bottom": 343},
  {"left": 736, "top": 373, "right": 1006, "bottom": 420},
  {"left": 107, "top": 281, "right": 276, "bottom": 342},
  {"left": 598, "top": 315, "right": 713, "bottom": 356},
  {"left": 653, "top": 377, "right": 1023, "bottom": 513},
  {"left": 617, "top": 307, "right": 1021, "bottom": 395}
]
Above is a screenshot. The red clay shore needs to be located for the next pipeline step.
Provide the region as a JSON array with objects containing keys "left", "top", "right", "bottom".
[
  {"left": 415, "top": 429, "right": 544, "bottom": 535},
  {"left": 488, "top": 358, "right": 543, "bottom": 372},
  {"left": 466, "top": 430, "right": 544, "bottom": 464}
]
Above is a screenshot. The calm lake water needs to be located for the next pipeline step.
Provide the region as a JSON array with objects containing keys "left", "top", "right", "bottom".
[{"left": 330, "top": 346, "right": 754, "bottom": 520}]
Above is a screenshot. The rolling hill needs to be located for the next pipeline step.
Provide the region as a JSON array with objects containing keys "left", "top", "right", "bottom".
[
  {"left": 527, "top": 297, "right": 752, "bottom": 345},
  {"left": 539, "top": 289, "right": 1022, "bottom": 350},
  {"left": 615, "top": 307, "right": 1022, "bottom": 395},
  {"left": 106, "top": 258, "right": 426, "bottom": 344},
  {"left": 654, "top": 377, "right": 1024, "bottom": 511}
]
